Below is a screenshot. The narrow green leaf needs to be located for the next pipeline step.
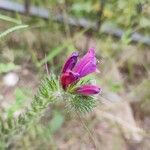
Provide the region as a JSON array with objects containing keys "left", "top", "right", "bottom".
[
  {"left": 39, "top": 45, "right": 66, "bottom": 66},
  {"left": 0, "top": 25, "right": 28, "bottom": 38},
  {"left": 0, "top": 14, "right": 22, "bottom": 24}
]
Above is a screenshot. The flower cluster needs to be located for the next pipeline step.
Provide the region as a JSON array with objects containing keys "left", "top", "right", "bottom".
[{"left": 60, "top": 48, "right": 101, "bottom": 96}]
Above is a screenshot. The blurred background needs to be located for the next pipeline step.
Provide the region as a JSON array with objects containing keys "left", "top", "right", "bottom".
[{"left": 0, "top": 0, "right": 150, "bottom": 149}]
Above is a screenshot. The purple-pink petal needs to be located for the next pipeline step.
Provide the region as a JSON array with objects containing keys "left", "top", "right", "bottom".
[
  {"left": 62, "top": 52, "right": 79, "bottom": 73},
  {"left": 61, "top": 70, "right": 80, "bottom": 90},
  {"left": 74, "top": 47, "right": 96, "bottom": 77},
  {"left": 77, "top": 85, "right": 101, "bottom": 96},
  {"left": 60, "top": 47, "right": 100, "bottom": 92},
  {"left": 77, "top": 60, "right": 97, "bottom": 77}
]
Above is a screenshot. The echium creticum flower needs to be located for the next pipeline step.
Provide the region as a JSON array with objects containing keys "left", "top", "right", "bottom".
[
  {"left": 0, "top": 48, "right": 102, "bottom": 143},
  {"left": 60, "top": 47, "right": 101, "bottom": 96}
]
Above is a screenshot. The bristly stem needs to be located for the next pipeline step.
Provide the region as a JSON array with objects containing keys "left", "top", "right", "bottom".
[
  {"left": 76, "top": 111, "right": 98, "bottom": 150},
  {"left": 0, "top": 76, "right": 59, "bottom": 147},
  {"left": 0, "top": 73, "right": 99, "bottom": 148}
]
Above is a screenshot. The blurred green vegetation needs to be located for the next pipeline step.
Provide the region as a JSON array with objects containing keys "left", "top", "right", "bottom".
[{"left": 0, "top": 0, "right": 149, "bottom": 149}]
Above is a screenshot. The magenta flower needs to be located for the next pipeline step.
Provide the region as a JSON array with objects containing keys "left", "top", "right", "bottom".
[
  {"left": 74, "top": 47, "right": 97, "bottom": 77},
  {"left": 62, "top": 52, "right": 79, "bottom": 73},
  {"left": 76, "top": 85, "right": 101, "bottom": 96},
  {"left": 61, "top": 47, "right": 100, "bottom": 95}
]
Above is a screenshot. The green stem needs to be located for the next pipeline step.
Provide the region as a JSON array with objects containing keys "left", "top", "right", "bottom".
[{"left": 76, "top": 111, "right": 98, "bottom": 150}]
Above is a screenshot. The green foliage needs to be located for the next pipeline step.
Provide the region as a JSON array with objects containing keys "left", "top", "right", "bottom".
[
  {"left": 0, "top": 63, "right": 20, "bottom": 74},
  {"left": 0, "top": 75, "right": 59, "bottom": 146},
  {"left": 7, "top": 88, "right": 29, "bottom": 118},
  {"left": 0, "top": 14, "right": 22, "bottom": 24},
  {"left": 121, "top": 29, "right": 132, "bottom": 45},
  {"left": 108, "top": 80, "right": 123, "bottom": 93},
  {"left": 48, "top": 111, "right": 64, "bottom": 134},
  {"left": 39, "top": 45, "right": 67, "bottom": 66},
  {"left": 0, "top": 25, "right": 28, "bottom": 38},
  {"left": 71, "top": 1, "right": 93, "bottom": 15},
  {"left": 14, "top": 110, "right": 64, "bottom": 149},
  {"left": 140, "top": 17, "right": 150, "bottom": 28},
  {"left": 0, "top": 14, "right": 28, "bottom": 39}
]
